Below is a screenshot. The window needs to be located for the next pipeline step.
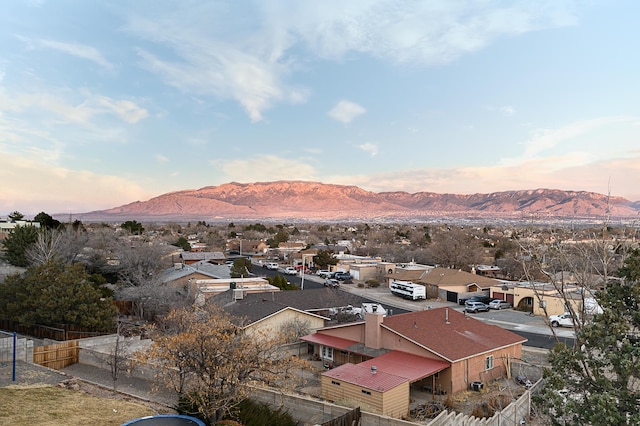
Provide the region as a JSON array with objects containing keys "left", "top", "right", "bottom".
[
  {"left": 321, "top": 345, "right": 333, "bottom": 361},
  {"left": 361, "top": 389, "right": 371, "bottom": 395},
  {"left": 331, "top": 380, "right": 341, "bottom": 386},
  {"left": 485, "top": 355, "right": 494, "bottom": 370}
]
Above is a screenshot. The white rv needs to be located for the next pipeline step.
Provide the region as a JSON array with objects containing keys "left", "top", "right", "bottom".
[{"left": 389, "top": 280, "right": 426, "bottom": 300}]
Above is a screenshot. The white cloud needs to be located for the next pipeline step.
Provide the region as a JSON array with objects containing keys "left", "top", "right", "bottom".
[
  {"left": 37, "top": 39, "right": 113, "bottom": 69},
  {"left": 328, "top": 100, "right": 366, "bottom": 123},
  {"left": 277, "top": 1, "right": 577, "bottom": 65},
  {"left": 213, "top": 154, "right": 316, "bottom": 182},
  {"left": 0, "top": 88, "right": 148, "bottom": 125},
  {"left": 120, "top": 2, "right": 575, "bottom": 121},
  {"left": 155, "top": 154, "right": 169, "bottom": 163},
  {"left": 0, "top": 152, "right": 151, "bottom": 214},
  {"left": 357, "top": 142, "right": 378, "bottom": 157},
  {"left": 93, "top": 95, "right": 149, "bottom": 124},
  {"left": 343, "top": 152, "right": 640, "bottom": 202},
  {"left": 501, "top": 116, "right": 636, "bottom": 166}
]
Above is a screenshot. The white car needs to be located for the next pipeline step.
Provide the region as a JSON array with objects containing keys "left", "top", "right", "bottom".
[
  {"left": 283, "top": 266, "right": 297, "bottom": 275},
  {"left": 317, "top": 270, "right": 331, "bottom": 278},
  {"left": 549, "top": 312, "right": 578, "bottom": 327},
  {"left": 489, "top": 299, "right": 512, "bottom": 310}
]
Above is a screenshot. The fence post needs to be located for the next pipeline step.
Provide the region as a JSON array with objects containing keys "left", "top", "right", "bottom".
[{"left": 12, "top": 331, "right": 17, "bottom": 382}]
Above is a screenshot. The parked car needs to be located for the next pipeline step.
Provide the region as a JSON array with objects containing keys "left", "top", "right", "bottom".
[
  {"left": 489, "top": 299, "right": 512, "bottom": 310},
  {"left": 324, "top": 278, "right": 340, "bottom": 288},
  {"left": 283, "top": 266, "right": 297, "bottom": 275},
  {"left": 459, "top": 295, "right": 492, "bottom": 305},
  {"left": 317, "top": 270, "right": 332, "bottom": 278},
  {"left": 264, "top": 262, "right": 279, "bottom": 270},
  {"left": 335, "top": 272, "right": 353, "bottom": 281},
  {"left": 549, "top": 312, "right": 578, "bottom": 327},
  {"left": 465, "top": 301, "right": 489, "bottom": 313}
]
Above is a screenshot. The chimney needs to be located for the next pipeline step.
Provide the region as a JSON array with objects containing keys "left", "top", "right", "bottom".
[
  {"left": 371, "top": 366, "right": 377, "bottom": 375},
  {"left": 445, "top": 308, "right": 450, "bottom": 324},
  {"left": 364, "top": 311, "right": 384, "bottom": 349}
]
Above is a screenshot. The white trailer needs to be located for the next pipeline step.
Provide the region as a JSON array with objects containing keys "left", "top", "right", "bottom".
[{"left": 389, "top": 280, "right": 426, "bottom": 300}]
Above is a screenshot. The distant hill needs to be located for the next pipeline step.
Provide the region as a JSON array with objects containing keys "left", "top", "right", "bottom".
[{"left": 78, "top": 181, "right": 640, "bottom": 222}]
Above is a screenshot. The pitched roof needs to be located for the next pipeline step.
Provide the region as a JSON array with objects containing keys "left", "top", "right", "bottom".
[
  {"left": 159, "top": 262, "right": 230, "bottom": 283},
  {"left": 211, "top": 292, "right": 327, "bottom": 326},
  {"left": 416, "top": 267, "right": 499, "bottom": 288},
  {"left": 387, "top": 269, "right": 426, "bottom": 281},
  {"left": 227, "top": 287, "right": 377, "bottom": 313},
  {"left": 212, "top": 287, "right": 396, "bottom": 328},
  {"left": 323, "top": 363, "right": 408, "bottom": 392},
  {"left": 381, "top": 308, "right": 526, "bottom": 362},
  {"left": 180, "top": 251, "right": 226, "bottom": 261}
]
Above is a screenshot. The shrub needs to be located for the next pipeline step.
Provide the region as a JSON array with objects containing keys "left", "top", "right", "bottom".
[
  {"left": 365, "top": 279, "right": 380, "bottom": 288},
  {"left": 233, "top": 399, "right": 296, "bottom": 426}
]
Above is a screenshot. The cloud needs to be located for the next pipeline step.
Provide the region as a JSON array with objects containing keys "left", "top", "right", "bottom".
[
  {"left": 36, "top": 39, "right": 113, "bottom": 69},
  {"left": 278, "top": 1, "right": 577, "bottom": 65},
  {"left": 0, "top": 152, "right": 151, "bottom": 214},
  {"left": 328, "top": 100, "right": 366, "bottom": 123},
  {"left": 0, "top": 88, "right": 148, "bottom": 125},
  {"left": 93, "top": 95, "right": 149, "bottom": 124},
  {"left": 120, "top": 2, "right": 575, "bottom": 121},
  {"left": 155, "top": 154, "right": 169, "bottom": 163},
  {"left": 357, "top": 142, "right": 378, "bottom": 157},
  {"left": 213, "top": 154, "right": 316, "bottom": 182},
  {"left": 342, "top": 151, "right": 640, "bottom": 201},
  {"left": 501, "top": 116, "right": 636, "bottom": 166}
]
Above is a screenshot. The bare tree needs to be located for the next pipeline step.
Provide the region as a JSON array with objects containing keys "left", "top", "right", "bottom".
[
  {"left": 27, "top": 227, "right": 88, "bottom": 266},
  {"left": 429, "top": 227, "right": 483, "bottom": 271},
  {"left": 136, "top": 305, "right": 308, "bottom": 424}
]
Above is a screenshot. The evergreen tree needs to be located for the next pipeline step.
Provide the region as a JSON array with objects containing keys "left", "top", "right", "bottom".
[
  {"left": 0, "top": 261, "right": 117, "bottom": 331},
  {"left": 2, "top": 224, "right": 39, "bottom": 266}
]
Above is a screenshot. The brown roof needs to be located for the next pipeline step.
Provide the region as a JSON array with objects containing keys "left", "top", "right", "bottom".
[
  {"left": 416, "top": 267, "right": 500, "bottom": 289},
  {"left": 381, "top": 308, "right": 526, "bottom": 362},
  {"left": 322, "top": 363, "right": 408, "bottom": 392},
  {"left": 387, "top": 269, "right": 426, "bottom": 281},
  {"left": 358, "top": 351, "right": 449, "bottom": 382}
]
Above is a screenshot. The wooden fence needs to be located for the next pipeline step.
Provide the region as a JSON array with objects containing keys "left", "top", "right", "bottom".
[
  {"left": 33, "top": 340, "right": 79, "bottom": 370},
  {"left": 322, "top": 407, "right": 361, "bottom": 426},
  {"left": 0, "top": 318, "right": 110, "bottom": 341}
]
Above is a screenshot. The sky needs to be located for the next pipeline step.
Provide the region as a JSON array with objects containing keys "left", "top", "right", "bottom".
[{"left": 2, "top": 0, "right": 640, "bottom": 216}]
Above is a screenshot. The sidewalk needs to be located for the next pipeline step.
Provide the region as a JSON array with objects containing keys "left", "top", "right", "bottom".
[{"left": 60, "top": 362, "right": 178, "bottom": 408}]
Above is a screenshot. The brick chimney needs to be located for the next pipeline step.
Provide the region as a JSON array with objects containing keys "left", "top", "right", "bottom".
[{"left": 364, "top": 312, "right": 384, "bottom": 349}]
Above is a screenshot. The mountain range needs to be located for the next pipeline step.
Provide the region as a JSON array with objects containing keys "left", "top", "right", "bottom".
[{"left": 80, "top": 181, "right": 640, "bottom": 222}]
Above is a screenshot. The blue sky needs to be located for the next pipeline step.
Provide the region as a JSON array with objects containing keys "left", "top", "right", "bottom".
[{"left": 2, "top": 0, "right": 640, "bottom": 215}]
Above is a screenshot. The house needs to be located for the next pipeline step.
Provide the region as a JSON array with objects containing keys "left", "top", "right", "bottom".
[
  {"left": 416, "top": 267, "right": 501, "bottom": 303},
  {"left": 227, "top": 239, "right": 269, "bottom": 256},
  {"left": 160, "top": 261, "right": 280, "bottom": 303},
  {"left": 0, "top": 219, "right": 40, "bottom": 241},
  {"left": 302, "top": 307, "right": 525, "bottom": 417},
  {"left": 212, "top": 287, "right": 383, "bottom": 324},
  {"left": 210, "top": 291, "right": 328, "bottom": 338},
  {"left": 180, "top": 251, "right": 226, "bottom": 265},
  {"left": 490, "top": 281, "right": 601, "bottom": 316}
]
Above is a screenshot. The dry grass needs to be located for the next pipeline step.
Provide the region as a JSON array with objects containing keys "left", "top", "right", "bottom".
[{"left": 0, "top": 384, "right": 158, "bottom": 425}]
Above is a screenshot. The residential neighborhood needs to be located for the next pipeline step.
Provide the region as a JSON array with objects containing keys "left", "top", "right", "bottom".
[{"left": 1, "top": 214, "right": 638, "bottom": 425}]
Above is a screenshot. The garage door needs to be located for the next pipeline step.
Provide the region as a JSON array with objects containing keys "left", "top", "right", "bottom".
[
  {"left": 446, "top": 291, "right": 458, "bottom": 303},
  {"left": 493, "top": 292, "right": 504, "bottom": 300}
]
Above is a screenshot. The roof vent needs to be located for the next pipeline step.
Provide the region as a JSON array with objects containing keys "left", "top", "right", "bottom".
[
  {"left": 445, "top": 308, "right": 450, "bottom": 324},
  {"left": 371, "top": 366, "right": 377, "bottom": 375}
]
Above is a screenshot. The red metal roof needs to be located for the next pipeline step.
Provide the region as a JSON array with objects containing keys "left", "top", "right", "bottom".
[
  {"left": 323, "top": 363, "right": 408, "bottom": 392},
  {"left": 300, "top": 333, "right": 358, "bottom": 350},
  {"left": 358, "top": 351, "right": 449, "bottom": 382}
]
